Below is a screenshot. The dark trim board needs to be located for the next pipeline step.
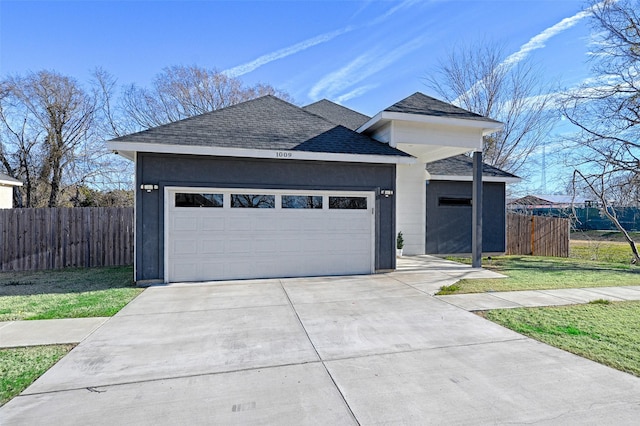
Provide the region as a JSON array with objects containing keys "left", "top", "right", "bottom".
[
  {"left": 426, "top": 180, "right": 506, "bottom": 255},
  {"left": 136, "top": 153, "right": 396, "bottom": 282}
]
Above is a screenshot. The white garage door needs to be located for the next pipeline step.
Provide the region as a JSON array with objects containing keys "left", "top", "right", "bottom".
[{"left": 165, "top": 188, "right": 375, "bottom": 282}]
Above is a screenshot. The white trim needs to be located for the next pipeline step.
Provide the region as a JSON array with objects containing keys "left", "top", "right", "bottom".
[
  {"left": 164, "top": 186, "right": 376, "bottom": 283},
  {"left": 358, "top": 111, "right": 503, "bottom": 135},
  {"left": 389, "top": 121, "right": 397, "bottom": 148},
  {"left": 108, "top": 141, "right": 415, "bottom": 165},
  {"left": 428, "top": 174, "right": 521, "bottom": 183},
  {"left": 0, "top": 178, "right": 23, "bottom": 187}
]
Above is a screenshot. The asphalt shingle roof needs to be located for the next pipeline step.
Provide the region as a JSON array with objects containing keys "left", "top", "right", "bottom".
[
  {"left": 426, "top": 155, "right": 518, "bottom": 179},
  {"left": 302, "top": 100, "right": 370, "bottom": 131},
  {"left": 385, "top": 92, "right": 501, "bottom": 123},
  {"left": 112, "top": 95, "right": 410, "bottom": 158}
]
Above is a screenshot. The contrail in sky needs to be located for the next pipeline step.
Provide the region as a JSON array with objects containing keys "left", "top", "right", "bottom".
[
  {"left": 501, "top": 8, "right": 593, "bottom": 68},
  {"left": 222, "top": 26, "right": 355, "bottom": 78},
  {"left": 454, "top": 2, "right": 604, "bottom": 106},
  {"left": 309, "top": 35, "right": 428, "bottom": 100},
  {"left": 222, "top": 0, "right": 419, "bottom": 78}
]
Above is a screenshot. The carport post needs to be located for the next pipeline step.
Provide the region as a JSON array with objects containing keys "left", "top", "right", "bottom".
[{"left": 472, "top": 150, "right": 482, "bottom": 268}]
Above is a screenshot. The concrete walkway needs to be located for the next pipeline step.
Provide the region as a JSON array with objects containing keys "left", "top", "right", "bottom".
[
  {"left": 437, "top": 285, "right": 640, "bottom": 311},
  {"left": 2, "top": 256, "right": 640, "bottom": 424},
  {"left": 0, "top": 317, "right": 109, "bottom": 348}
]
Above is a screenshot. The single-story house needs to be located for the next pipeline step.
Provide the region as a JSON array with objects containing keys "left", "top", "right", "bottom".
[
  {"left": 108, "top": 93, "right": 516, "bottom": 284},
  {"left": 509, "top": 194, "right": 594, "bottom": 209},
  {"left": 0, "top": 173, "right": 22, "bottom": 209}
]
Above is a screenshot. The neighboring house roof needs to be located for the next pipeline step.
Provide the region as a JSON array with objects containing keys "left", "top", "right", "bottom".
[
  {"left": 426, "top": 155, "right": 520, "bottom": 183},
  {"left": 302, "top": 99, "right": 370, "bottom": 131},
  {"left": 0, "top": 172, "right": 23, "bottom": 187},
  {"left": 110, "top": 95, "right": 412, "bottom": 162},
  {"left": 384, "top": 92, "right": 501, "bottom": 124},
  {"left": 510, "top": 195, "right": 591, "bottom": 206}
]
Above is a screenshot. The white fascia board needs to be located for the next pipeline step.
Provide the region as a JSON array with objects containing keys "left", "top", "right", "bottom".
[
  {"left": 107, "top": 141, "right": 416, "bottom": 165},
  {"left": 115, "top": 150, "right": 136, "bottom": 161},
  {"left": 357, "top": 112, "right": 384, "bottom": 133},
  {"left": 358, "top": 111, "right": 503, "bottom": 135},
  {"left": 0, "top": 178, "right": 23, "bottom": 187},
  {"left": 428, "top": 174, "right": 521, "bottom": 183}
]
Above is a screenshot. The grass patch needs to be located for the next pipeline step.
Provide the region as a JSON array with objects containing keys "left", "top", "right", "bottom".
[
  {"left": 437, "top": 284, "right": 460, "bottom": 295},
  {"left": 588, "top": 299, "right": 611, "bottom": 305},
  {"left": 1, "top": 345, "right": 74, "bottom": 406},
  {"left": 438, "top": 254, "right": 640, "bottom": 295},
  {"left": 570, "top": 240, "right": 637, "bottom": 265},
  {"left": 485, "top": 301, "right": 640, "bottom": 377},
  {"left": 0, "top": 266, "right": 142, "bottom": 321}
]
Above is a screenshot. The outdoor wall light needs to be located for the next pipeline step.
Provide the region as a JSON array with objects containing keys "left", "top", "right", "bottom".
[
  {"left": 140, "top": 184, "right": 159, "bottom": 192},
  {"left": 381, "top": 189, "right": 394, "bottom": 197}
]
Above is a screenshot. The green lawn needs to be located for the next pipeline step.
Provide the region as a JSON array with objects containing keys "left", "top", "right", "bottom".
[
  {"left": 0, "top": 266, "right": 142, "bottom": 405},
  {"left": 439, "top": 239, "right": 640, "bottom": 295},
  {"left": 485, "top": 300, "right": 640, "bottom": 377},
  {"left": 0, "top": 266, "right": 142, "bottom": 321},
  {"left": 438, "top": 255, "right": 640, "bottom": 295},
  {"left": 1, "top": 345, "right": 74, "bottom": 406},
  {"left": 570, "top": 240, "right": 637, "bottom": 264},
  {"left": 441, "top": 243, "right": 640, "bottom": 379}
]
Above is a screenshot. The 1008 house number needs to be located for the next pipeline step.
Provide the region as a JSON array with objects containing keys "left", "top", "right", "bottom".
[{"left": 275, "top": 152, "right": 293, "bottom": 158}]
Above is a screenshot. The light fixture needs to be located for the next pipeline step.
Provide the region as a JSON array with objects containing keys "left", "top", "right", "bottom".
[
  {"left": 381, "top": 189, "right": 394, "bottom": 197},
  {"left": 140, "top": 184, "right": 158, "bottom": 193}
]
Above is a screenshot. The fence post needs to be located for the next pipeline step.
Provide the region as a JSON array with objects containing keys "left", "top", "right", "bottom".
[{"left": 529, "top": 216, "right": 534, "bottom": 255}]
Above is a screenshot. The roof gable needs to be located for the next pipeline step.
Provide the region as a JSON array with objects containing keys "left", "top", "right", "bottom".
[
  {"left": 303, "top": 99, "right": 370, "bottom": 131},
  {"left": 111, "top": 95, "right": 409, "bottom": 159},
  {"left": 385, "top": 92, "right": 500, "bottom": 123}
]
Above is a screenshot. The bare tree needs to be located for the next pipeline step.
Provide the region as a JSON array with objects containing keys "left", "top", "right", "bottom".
[
  {"left": 0, "top": 70, "right": 125, "bottom": 207},
  {"left": 121, "top": 65, "right": 293, "bottom": 129},
  {"left": 425, "top": 41, "right": 555, "bottom": 176},
  {"left": 561, "top": 0, "right": 640, "bottom": 259},
  {"left": 561, "top": 0, "right": 639, "bottom": 173}
]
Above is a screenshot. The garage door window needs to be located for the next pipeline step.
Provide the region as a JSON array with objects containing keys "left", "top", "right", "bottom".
[
  {"left": 329, "top": 196, "right": 367, "bottom": 209},
  {"left": 282, "top": 195, "right": 323, "bottom": 209},
  {"left": 175, "top": 193, "right": 223, "bottom": 208},
  {"left": 231, "top": 194, "right": 275, "bottom": 208}
]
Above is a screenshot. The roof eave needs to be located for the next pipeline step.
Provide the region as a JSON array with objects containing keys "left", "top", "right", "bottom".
[
  {"left": 428, "top": 174, "right": 521, "bottom": 183},
  {"left": 357, "top": 111, "right": 504, "bottom": 135},
  {"left": 0, "top": 177, "right": 23, "bottom": 187},
  {"left": 107, "top": 141, "right": 416, "bottom": 165}
]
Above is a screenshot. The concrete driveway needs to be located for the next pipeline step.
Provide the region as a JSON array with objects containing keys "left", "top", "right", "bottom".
[{"left": 2, "top": 263, "right": 640, "bottom": 424}]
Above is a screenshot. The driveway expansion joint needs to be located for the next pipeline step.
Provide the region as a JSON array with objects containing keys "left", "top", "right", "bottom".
[
  {"left": 319, "top": 337, "right": 529, "bottom": 363},
  {"left": 19, "top": 359, "right": 329, "bottom": 397},
  {"left": 277, "top": 279, "right": 361, "bottom": 426}
]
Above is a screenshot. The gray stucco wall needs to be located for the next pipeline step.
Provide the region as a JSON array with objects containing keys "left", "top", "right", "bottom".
[
  {"left": 135, "top": 153, "right": 396, "bottom": 281},
  {"left": 425, "top": 180, "right": 506, "bottom": 254}
]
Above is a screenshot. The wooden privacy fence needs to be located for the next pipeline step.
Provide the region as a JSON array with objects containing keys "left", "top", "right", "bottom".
[
  {"left": 0, "top": 207, "right": 134, "bottom": 272},
  {"left": 507, "top": 213, "right": 570, "bottom": 257}
]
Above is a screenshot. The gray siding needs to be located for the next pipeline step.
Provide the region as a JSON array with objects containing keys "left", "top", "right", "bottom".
[
  {"left": 136, "top": 153, "right": 396, "bottom": 281},
  {"left": 425, "top": 181, "right": 506, "bottom": 254}
]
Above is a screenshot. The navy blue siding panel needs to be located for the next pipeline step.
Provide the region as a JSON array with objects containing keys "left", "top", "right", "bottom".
[
  {"left": 136, "top": 153, "right": 396, "bottom": 281},
  {"left": 425, "top": 181, "right": 506, "bottom": 254}
]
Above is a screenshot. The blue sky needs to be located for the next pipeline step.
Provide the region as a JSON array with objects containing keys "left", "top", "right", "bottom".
[{"left": 0, "top": 0, "right": 598, "bottom": 192}]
